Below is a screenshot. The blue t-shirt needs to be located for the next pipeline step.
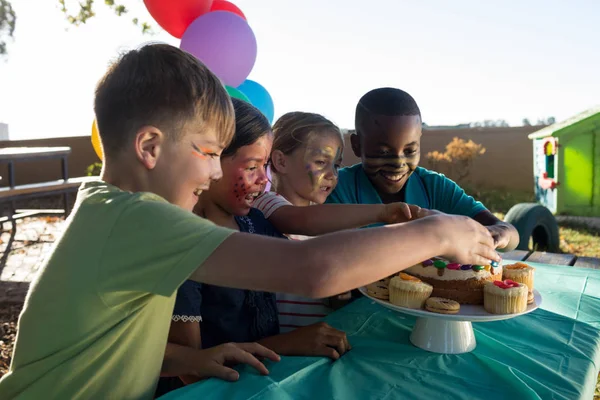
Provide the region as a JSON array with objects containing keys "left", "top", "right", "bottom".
[
  {"left": 326, "top": 164, "right": 486, "bottom": 225},
  {"left": 172, "top": 208, "right": 284, "bottom": 347},
  {"left": 156, "top": 209, "right": 285, "bottom": 396}
]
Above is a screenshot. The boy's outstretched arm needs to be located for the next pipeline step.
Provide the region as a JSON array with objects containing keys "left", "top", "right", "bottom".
[
  {"left": 473, "top": 210, "right": 520, "bottom": 251},
  {"left": 190, "top": 213, "right": 499, "bottom": 299},
  {"left": 267, "top": 202, "right": 422, "bottom": 236}
]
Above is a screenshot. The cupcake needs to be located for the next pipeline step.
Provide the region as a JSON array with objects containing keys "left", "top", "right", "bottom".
[
  {"left": 483, "top": 280, "right": 528, "bottom": 314},
  {"left": 389, "top": 273, "right": 433, "bottom": 309},
  {"left": 503, "top": 262, "right": 535, "bottom": 292}
]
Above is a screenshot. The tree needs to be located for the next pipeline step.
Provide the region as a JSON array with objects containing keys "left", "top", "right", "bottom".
[
  {"left": 469, "top": 119, "right": 510, "bottom": 128},
  {"left": 426, "top": 137, "right": 486, "bottom": 184},
  {"left": 522, "top": 118, "right": 531, "bottom": 126},
  {"left": 0, "top": 0, "right": 16, "bottom": 56},
  {"left": 0, "top": 0, "right": 151, "bottom": 56}
]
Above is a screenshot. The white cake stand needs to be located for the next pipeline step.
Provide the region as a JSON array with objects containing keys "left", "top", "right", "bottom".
[{"left": 359, "top": 287, "right": 542, "bottom": 354}]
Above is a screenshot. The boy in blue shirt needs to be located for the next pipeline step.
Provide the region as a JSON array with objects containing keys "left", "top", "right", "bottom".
[{"left": 327, "top": 87, "right": 519, "bottom": 251}]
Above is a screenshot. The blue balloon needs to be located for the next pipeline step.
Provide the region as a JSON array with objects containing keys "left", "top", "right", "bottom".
[{"left": 237, "top": 80, "right": 275, "bottom": 123}]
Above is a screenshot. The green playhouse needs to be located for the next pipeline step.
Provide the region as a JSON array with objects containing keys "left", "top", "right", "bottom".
[{"left": 505, "top": 106, "right": 600, "bottom": 251}]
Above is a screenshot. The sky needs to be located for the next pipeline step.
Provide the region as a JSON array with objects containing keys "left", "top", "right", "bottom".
[{"left": 0, "top": 0, "right": 598, "bottom": 140}]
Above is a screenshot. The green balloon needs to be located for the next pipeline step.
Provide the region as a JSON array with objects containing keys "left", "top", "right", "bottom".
[{"left": 225, "top": 86, "right": 251, "bottom": 103}]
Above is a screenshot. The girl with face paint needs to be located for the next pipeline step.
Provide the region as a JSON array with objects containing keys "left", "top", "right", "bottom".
[{"left": 157, "top": 101, "right": 351, "bottom": 395}]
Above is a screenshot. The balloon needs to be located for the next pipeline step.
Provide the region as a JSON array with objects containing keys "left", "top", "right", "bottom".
[
  {"left": 209, "top": 0, "right": 246, "bottom": 20},
  {"left": 237, "top": 80, "right": 275, "bottom": 123},
  {"left": 264, "top": 164, "right": 272, "bottom": 192},
  {"left": 180, "top": 11, "right": 257, "bottom": 87},
  {"left": 143, "top": 0, "right": 213, "bottom": 38},
  {"left": 91, "top": 120, "right": 103, "bottom": 161},
  {"left": 225, "top": 86, "right": 251, "bottom": 103}
]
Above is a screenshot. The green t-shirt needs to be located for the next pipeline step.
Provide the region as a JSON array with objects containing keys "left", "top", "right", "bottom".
[{"left": 0, "top": 181, "right": 234, "bottom": 399}]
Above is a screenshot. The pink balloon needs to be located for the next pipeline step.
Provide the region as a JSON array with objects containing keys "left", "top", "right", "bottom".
[{"left": 180, "top": 11, "right": 257, "bottom": 87}]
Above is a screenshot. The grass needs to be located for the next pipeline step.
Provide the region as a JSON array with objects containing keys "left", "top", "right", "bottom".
[
  {"left": 466, "top": 185, "right": 600, "bottom": 258},
  {"left": 464, "top": 186, "right": 537, "bottom": 215},
  {"left": 559, "top": 225, "right": 600, "bottom": 258}
]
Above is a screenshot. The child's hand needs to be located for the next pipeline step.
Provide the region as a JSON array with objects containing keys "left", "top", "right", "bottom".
[
  {"left": 261, "top": 322, "right": 350, "bottom": 360},
  {"left": 379, "top": 202, "right": 422, "bottom": 224},
  {"left": 427, "top": 214, "right": 500, "bottom": 266},
  {"left": 415, "top": 207, "right": 442, "bottom": 219},
  {"left": 486, "top": 224, "right": 513, "bottom": 249},
  {"left": 191, "top": 342, "right": 281, "bottom": 382}
]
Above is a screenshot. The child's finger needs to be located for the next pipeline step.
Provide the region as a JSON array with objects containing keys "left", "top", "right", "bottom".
[
  {"left": 236, "top": 342, "right": 280, "bottom": 362},
  {"left": 315, "top": 345, "right": 340, "bottom": 360},
  {"left": 323, "top": 333, "right": 348, "bottom": 355},
  {"left": 222, "top": 347, "right": 271, "bottom": 376},
  {"left": 401, "top": 203, "right": 412, "bottom": 219},
  {"left": 206, "top": 364, "right": 241, "bottom": 382},
  {"left": 473, "top": 244, "right": 499, "bottom": 264}
]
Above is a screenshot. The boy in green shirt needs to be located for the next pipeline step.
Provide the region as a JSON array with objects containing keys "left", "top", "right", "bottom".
[{"left": 0, "top": 44, "right": 499, "bottom": 399}]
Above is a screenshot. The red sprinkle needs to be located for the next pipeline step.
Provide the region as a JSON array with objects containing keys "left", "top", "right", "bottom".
[{"left": 446, "top": 263, "right": 461, "bottom": 270}]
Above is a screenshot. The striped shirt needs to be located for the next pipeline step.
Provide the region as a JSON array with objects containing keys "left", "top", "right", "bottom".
[{"left": 254, "top": 192, "right": 333, "bottom": 332}]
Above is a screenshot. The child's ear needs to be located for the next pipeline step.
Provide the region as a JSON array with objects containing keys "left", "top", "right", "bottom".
[
  {"left": 271, "top": 149, "right": 287, "bottom": 174},
  {"left": 134, "top": 126, "right": 164, "bottom": 170},
  {"left": 350, "top": 133, "right": 361, "bottom": 158}
]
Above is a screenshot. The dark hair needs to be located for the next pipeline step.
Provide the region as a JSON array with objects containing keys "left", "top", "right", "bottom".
[
  {"left": 222, "top": 98, "right": 272, "bottom": 157},
  {"left": 271, "top": 111, "right": 341, "bottom": 156},
  {"left": 94, "top": 43, "right": 235, "bottom": 158},
  {"left": 355, "top": 87, "right": 421, "bottom": 134}
]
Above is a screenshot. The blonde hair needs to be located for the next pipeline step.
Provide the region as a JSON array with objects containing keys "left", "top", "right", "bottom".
[{"left": 271, "top": 112, "right": 342, "bottom": 172}]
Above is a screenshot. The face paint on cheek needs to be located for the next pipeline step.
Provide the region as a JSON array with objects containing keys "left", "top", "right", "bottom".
[
  {"left": 305, "top": 165, "right": 327, "bottom": 191},
  {"left": 333, "top": 146, "right": 343, "bottom": 178},
  {"left": 362, "top": 156, "right": 404, "bottom": 176},
  {"left": 305, "top": 163, "right": 315, "bottom": 186},
  {"left": 191, "top": 143, "right": 215, "bottom": 160}
]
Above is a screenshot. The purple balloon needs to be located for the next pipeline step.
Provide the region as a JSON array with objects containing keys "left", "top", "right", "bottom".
[{"left": 180, "top": 11, "right": 257, "bottom": 87}]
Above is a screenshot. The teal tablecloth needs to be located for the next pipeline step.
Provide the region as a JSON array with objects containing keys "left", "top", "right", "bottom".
[{"left": 160, "top": 262, "right": 600, "bottom": 400}]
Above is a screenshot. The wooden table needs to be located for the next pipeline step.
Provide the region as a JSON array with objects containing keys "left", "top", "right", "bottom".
[{"left": 502, "top": 249, "right": 600, "bottom": 269}]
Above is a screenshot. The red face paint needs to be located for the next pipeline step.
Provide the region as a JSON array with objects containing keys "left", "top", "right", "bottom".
[{"left": 209, "top": 135, "right": 273, "bottom": 216}]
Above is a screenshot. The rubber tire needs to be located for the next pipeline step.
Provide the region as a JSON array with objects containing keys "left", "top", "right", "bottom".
[{"left": 504, "top": 203, "right": 560, "bottom": 252}]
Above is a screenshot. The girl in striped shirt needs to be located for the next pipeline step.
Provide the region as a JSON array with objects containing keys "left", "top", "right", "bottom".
[{"left": 253, "top": 112, "right": 427, "bottom": 331}]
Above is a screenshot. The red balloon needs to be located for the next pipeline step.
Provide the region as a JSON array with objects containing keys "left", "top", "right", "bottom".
[
  {"left": 209, "top": 0, "right": 246, "bottom": 20},
  {"left": 144, "top": 0, "right": 213, "bottom": 38}
]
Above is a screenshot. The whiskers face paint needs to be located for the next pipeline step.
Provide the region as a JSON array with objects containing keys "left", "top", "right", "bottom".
[{"left": 356, "top": 114, "right": 423, "bottom": 197}]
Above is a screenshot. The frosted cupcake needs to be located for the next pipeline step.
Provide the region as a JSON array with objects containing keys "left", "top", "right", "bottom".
[
  {"left": 389, "top": 273, "right": 433, "bottom": 309},
  {"left": 503, "top": 262, "right": 535, "bottom": 292},
  {"left": 483, "top": 280, "right": 528, "bottom": 314}
]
